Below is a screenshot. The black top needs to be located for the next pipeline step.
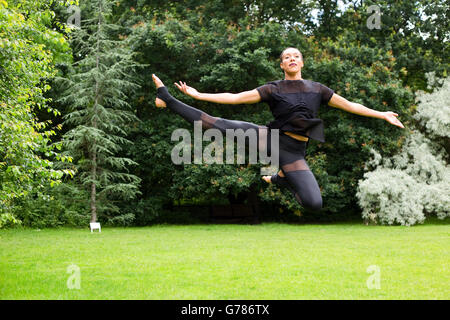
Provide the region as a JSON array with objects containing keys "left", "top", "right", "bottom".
[{"left": 256, "top": 79, "right": 334, "bottom": 142}]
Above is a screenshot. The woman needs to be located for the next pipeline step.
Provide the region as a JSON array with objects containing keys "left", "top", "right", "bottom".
[{"left": 152, "top": 47, "right": 404, "bottom": 211}]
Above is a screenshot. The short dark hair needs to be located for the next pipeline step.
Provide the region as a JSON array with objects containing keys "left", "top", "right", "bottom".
[{"left": 280, "top": 47, "right": 303, "bottom": 62}]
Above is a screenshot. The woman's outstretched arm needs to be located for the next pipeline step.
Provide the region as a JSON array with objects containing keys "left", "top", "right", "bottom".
[
  {"left": 174, "top": 81, "right": 261, "bottom": 105},
  {"left": 328, "top": 93, "right": 405, "bottom": 128}
]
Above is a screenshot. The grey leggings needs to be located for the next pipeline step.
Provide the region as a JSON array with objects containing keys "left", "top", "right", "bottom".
[{"left": 157, "top": 86, "right": 322, "bottom": 211}]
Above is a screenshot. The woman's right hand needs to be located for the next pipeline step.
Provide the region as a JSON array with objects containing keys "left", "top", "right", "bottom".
[{"left": 174, "top": 81, "right": 200, "bottom": 99}]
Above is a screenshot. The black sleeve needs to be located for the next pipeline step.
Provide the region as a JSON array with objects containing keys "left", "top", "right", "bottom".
[
  {"left": 319, "top": 83, "right": 334, "bottom": 104},
  {"left": 256, "top": 83, "right": 273, "bottom": 103}
]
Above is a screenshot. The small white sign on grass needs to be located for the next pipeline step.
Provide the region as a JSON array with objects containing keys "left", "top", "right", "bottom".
[{"left": 90, "top": 222, "right": 101, "bottom": 233}]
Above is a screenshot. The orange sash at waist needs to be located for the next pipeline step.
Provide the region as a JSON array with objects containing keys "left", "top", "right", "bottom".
[{"left": 283, "top": 131, "right": 309, "bottom": 142}]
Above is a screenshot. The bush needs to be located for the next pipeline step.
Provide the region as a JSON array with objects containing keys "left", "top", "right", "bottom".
[
  {"left": 357, "top": 78, "right": 450, "bottom": 226},
  {"left": 105, "top": 213, "right": 136, "bottom": 227},
  {"left": 13, "top": 182, "right": 91, "bottom": 228},
  {"left": 414, "top": 73, "right": 450, "bottom": 155},
  {"left": 357, "top": 168, "right": 425, "bottom": 226},
  {"left": 0, "top": 213, "right": 22, "bottom": 229}
]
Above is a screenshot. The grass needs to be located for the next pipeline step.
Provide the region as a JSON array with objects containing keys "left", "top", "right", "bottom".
[{"left": 0, "top": 219, "right": 449, "bottom": 300}]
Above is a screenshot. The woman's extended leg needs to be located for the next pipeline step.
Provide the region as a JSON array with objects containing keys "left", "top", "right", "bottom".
[{"left": 153, "top": 74, "right": 264, "bottom": 135}]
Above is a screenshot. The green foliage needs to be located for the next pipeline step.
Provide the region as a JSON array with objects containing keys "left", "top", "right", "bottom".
[
  {"left": 0, "top": 0, "right": 74, "bottom": 222},
  {"left": 124, "top": 15, "right": 284, "bottom": 219},
  {"left": 13, "top": 181, "right": 91, "bottom": 228},
  {"left": 0, "top": 212, "right": 22, "bottom": 228},
  {"left": 334, "top": 0, "right": 449, "bottom": 91},
  {"left": 57, "top": 0, "right": 142, "bottom": 224},
  {"left": 115, "top": 5, "right": 415, "bottom": 221},
  {"left": 357, "top": 78, "right": 450, "bottom": 225},
  {"left": 3, "top": 0, "right": 447, "bottom": 225}
]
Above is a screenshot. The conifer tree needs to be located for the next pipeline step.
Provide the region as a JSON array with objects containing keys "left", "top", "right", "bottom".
[{"left": 59, "top": 0, "right": 141, "bottom": 224}]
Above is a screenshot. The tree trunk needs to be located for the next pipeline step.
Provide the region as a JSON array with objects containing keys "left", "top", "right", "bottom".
[
  {"left": 90, "top": 1, "right": 102, "bottom": 223},
  {"left": 90, "top": 155, "right": 97, "bottom": 223}
]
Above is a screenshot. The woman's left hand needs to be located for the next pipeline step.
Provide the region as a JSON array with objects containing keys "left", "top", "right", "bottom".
[{"left": 383, "top": 111, "right": 405, "bottom": 128}]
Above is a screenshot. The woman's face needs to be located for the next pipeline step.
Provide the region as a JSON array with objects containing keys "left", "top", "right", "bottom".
[{"left": 280, "top": 48, "right": 304, "bottom": 74}]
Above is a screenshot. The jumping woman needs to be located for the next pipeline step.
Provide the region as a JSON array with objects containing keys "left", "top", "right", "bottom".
[{"left": 152, "top": 47, "right": 404, "bottom": 212}]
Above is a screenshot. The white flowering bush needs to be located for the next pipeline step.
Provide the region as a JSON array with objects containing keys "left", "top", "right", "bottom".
[
  {"left": 414, "top": 75, "right": 450, "bottom": 139},
  {"left": 357, "top": 168, "right": 424, "bottom": 226},
  {"left": 357, "top": 78, "right": 450, "bottom": 226}
]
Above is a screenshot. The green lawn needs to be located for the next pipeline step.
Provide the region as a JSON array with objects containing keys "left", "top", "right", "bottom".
[{"left": 1, "top": 220, "right": 449, "bottom": 300}]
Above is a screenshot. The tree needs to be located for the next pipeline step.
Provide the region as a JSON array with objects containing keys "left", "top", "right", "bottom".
[
  {"left": 332, "top": 0, "right": 449, "bottom": 91},
  {"left": 58, "top": 0, "right": 141, "bottom": 224},
  {"left": 0, "top": 0, "right": 74, "bottom": 226}
]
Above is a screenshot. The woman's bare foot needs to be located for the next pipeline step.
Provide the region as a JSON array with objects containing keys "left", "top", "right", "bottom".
[
  {"left": 152, "top": 74, "right": 166, "bottom": 108},
  {"left": 262, "top": 176, "right": 272, "bottom": 183},
  {"left": 262, "top": 171, "right": 285, "bottom": 184}
]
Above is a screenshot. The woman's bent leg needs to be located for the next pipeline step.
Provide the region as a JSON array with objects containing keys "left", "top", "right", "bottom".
[
  {"left": 283, "top": 168, "right": 322, "bottom": 211},
  {"left": 275, "top": 135, "right": 323, "bottom": 212}
]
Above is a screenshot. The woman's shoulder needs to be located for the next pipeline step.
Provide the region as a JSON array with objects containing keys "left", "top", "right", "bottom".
[
  {"left": 302, "top": 79, "right": 322, "bottom": 86},
  {"left": 301, "top": 79, "right": 331, "bottom": 92},
  {"left": 262, "top": 80, "right": 283, "bottom": 86}
]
